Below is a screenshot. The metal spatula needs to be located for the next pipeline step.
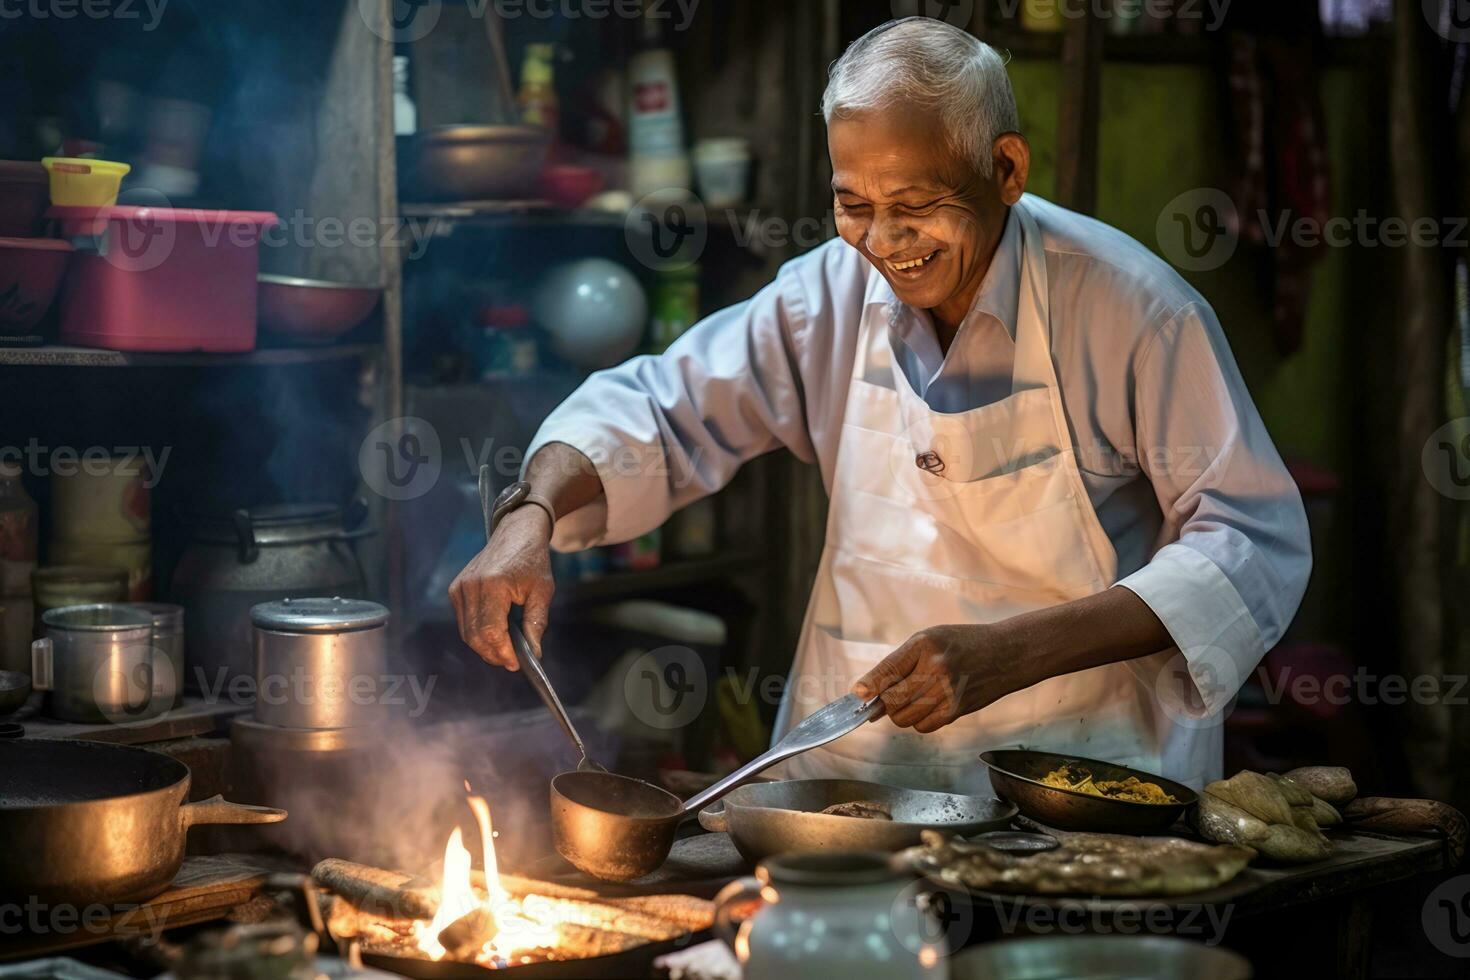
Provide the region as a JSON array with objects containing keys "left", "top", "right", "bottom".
[{"left": 680, "top": 693, "right": 883, "bottom": 813}]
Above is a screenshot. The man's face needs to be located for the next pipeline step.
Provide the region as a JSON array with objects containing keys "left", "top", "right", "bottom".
[{"left": 829, "top": 105, "right": 1016, "bottom": 315}]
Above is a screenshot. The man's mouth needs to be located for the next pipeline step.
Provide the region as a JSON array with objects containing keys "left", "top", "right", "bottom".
[{"left": 886, "top": 250, "right": 940, "bottom": 276}]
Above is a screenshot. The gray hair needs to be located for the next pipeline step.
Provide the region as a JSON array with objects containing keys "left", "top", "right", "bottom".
[{"left": 822, "top": 18, "right": 1019, "bottom": 177}]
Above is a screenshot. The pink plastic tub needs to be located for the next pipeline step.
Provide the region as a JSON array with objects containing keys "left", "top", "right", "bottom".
[{"left": 48, "top": 205, "right": 279, "bottom": 352}]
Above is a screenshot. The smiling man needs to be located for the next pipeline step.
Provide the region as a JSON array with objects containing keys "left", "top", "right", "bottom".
[{"left": 450, "top": 17, "right": 1312, "bottom": 793}]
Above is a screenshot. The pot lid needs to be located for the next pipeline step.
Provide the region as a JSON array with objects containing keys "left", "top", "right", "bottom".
[{"left": 250, "top": 597, "right": 389, "bottom": 633}]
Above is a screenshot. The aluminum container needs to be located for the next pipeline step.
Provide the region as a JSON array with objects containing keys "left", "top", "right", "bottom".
[{"left": 249, "top": 597, "right": 389, "bottom": 729}]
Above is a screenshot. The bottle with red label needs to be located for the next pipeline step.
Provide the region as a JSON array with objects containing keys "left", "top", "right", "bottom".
[{"left": 627, "top": 5, "right": 690, "bottom": 200}]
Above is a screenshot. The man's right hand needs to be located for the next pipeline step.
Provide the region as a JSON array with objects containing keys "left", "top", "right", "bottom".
[{"left": 448, "top": 505, "right": 555, "bottom": 670}]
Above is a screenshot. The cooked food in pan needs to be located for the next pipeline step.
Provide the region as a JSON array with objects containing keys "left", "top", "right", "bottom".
[
  {"left": 819, "top": 800, "right": 893, "bottom": 820},
  {"left": 1038, "top": 763, "right": 1181, "bottom": 805}
]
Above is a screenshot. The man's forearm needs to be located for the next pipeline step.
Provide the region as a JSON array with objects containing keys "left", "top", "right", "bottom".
[
  {"left": 524, "top": 441, "right": 606, "bottom": 525},
  {"left": 1002, "top": 586, "right": 1174, "bottom": 687}
]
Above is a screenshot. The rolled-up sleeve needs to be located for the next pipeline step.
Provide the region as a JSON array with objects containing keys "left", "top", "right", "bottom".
[
  {"left": 526, "top": 267, "right": 817, "bottom": 552},
  {"left": 1116, "top": 302, "right": 1312, "bottom": 714}
]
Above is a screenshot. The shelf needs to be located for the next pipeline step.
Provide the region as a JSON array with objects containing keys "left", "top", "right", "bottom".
[
  {"left": 555, "top": 553, "right": 765, "bottom": 606},
  {"left": 0, "top": 343, "right": 380, "bottom": 368}
]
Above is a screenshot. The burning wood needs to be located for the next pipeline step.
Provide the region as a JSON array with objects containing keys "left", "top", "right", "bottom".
[{"left": 314, "top": 788, "right": 714, "bottom": 969}]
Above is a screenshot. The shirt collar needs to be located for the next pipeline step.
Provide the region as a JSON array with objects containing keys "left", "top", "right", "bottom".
[{"left": 861, "top": 207, "right": 1022, "bottom": 341}]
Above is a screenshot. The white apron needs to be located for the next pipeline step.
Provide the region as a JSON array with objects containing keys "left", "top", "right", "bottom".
[{"left": 772, "top": 198, "right": 1216, "bottom": 794}]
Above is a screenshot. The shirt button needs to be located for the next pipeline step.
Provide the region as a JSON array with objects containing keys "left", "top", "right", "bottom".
[{"left": 915, "top": 451, "right": 945, "bottom": 474}]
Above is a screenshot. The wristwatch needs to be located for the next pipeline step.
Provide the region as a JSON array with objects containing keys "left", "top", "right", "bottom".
[{"left": 490, "top": 480, "right": 557, "bottom": 534}]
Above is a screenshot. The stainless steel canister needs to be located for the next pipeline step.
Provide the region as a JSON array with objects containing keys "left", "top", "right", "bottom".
[
  {"left": 30, "top": 603, "right": 157, "bottom": 723},
  {"left": 126, "top": 602, "right": 185, "bottom": 712},
  {"left": 249, "top": 597, "right": 389, "bottom": 729}
]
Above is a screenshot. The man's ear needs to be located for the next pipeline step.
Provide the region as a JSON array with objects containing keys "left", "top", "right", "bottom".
[{"left": 992, "top": 133, "right": 1031, "bottom": 207}]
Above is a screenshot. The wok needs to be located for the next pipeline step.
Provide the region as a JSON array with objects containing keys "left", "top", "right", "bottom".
[
  {"left": 0, "top": 739, "right": 287, "bottom": 906},
  {"left": 981, "top": 749, "right": 1196, "bottom": 834},
  {"left": 695, "top": 778, "right": 1018, "bottom": 864}
]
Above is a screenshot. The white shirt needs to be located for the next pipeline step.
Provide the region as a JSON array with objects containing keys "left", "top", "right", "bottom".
[{"left": 529, "top": 195, "right": 1312, "bottom": 703}]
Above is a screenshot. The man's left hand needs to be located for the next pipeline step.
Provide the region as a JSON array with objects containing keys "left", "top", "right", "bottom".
[{"left": 851, "top": 624, "right": 1033, "bottom": 733}]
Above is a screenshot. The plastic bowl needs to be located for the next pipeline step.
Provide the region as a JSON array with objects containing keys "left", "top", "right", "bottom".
[
  {"left": 42, "top": 157, "right": 131, "bottom": 207},
  {"left": 258, "top": 274, "right": 381, "bottom": 345},
  {"left": 0, "top": 162, "right": 50, "bottom": 236},
  {"left": 0, "top": 237, "right": 74, "bottom": 335},
  {"left": 538, "top": 165, "right": 605, "bottom": 209}
]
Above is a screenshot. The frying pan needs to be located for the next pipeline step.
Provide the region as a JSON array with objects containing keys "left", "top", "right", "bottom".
[
  {"left": 0, "top": 739, "right": 286, "bottom": 905},
  {"left": 695, "top": 778, "right": 1018, "bottom": 863},
  {"left": 981, "top": 749, "right": 1196, "bottom": 834},
  {"left": 690, "top": 775, "right": 1017, "bottom": 863}
]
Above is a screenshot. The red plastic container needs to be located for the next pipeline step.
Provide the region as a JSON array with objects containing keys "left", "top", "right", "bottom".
[
  {"left": 0, "top": 236, "right": 73, "bottom": 335},
  {"left": 0, "top": 162, "right": 50, "bottom": 237},
  {"left": 48, "top": 205, "right": 279, "bottom": 352}
]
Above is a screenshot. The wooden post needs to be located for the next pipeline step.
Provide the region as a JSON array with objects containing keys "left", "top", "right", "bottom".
[{"left": 1055, "top": 7, "right": 1103, "bottom": 214}]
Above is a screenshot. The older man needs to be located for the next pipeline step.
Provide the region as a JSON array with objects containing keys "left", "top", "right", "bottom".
[{"left": 450, "top": 18, "right": 1312, "bottom": 793}]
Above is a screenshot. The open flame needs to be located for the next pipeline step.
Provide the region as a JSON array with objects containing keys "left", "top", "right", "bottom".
[{"left": 412, "top": 788, "right": 558, "bottom": 964}]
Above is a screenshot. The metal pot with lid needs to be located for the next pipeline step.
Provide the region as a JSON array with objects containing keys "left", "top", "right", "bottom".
[
  {"left": 169, "top": 502, "right": 373, "bottom": 695},
  {"left": 250, "top": 597, "right": 389, "bottom": 730}
]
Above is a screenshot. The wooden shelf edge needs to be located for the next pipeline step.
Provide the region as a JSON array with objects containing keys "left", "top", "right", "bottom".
[{"left": 0, "top": 343, "right": 381, "bottom": 368}]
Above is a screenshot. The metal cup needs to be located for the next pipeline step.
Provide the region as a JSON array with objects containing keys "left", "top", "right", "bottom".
[{"left": 31, "top": 603, "right": 157, "bottom": 724}]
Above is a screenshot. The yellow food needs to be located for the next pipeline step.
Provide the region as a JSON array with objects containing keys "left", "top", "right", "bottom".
[{"left": 1038, "top": 764, "right": 1181, "bottom": 805}]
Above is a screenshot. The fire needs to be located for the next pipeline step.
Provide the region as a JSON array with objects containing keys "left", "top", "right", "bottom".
[{"left": 412, "top": 792, "right": 558, "bottom": 964}]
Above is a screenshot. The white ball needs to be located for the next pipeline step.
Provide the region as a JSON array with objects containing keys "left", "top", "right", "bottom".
[{"left": 532, "top": 258, "right": 649, "bottom": 369}]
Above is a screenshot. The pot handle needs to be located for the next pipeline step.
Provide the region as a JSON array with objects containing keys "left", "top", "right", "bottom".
[
  {"left": 232, "top": 509, "right": 260, "bottom": 564},
  {"left": 711, "top": 875, "right": 763, "bottom": 955},
  {"left": 30, "top": 638, "right": 53, "bottom": 691},
  {"left": 697, "top": 801, "right": 728, "bottom": 834},
  {"left": 181, "top": 794, "right": 287, "bottom": 830}
]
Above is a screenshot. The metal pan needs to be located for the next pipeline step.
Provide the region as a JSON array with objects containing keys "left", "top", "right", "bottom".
[
  {"left": 696, "top": 778, "right": 1018, "bottom": 864},
  {"left": 0, "top": 739, "right": 286, "bottom": 905},
  {"left": 980, "top": 749, "right": 1196, "bottom": 834}
]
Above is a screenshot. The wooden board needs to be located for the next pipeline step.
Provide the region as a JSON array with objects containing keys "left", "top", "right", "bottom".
[
  {"left": 13, "top": 695, "right": 248, "bottom": 744},
  {"left": 0, "top": 855, "right": 289, "bottom": 961}
]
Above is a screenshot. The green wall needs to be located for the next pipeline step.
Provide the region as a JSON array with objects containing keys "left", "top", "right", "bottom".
[{"left": 1009, "top": 57, "right": 1392, "bottom": 472}]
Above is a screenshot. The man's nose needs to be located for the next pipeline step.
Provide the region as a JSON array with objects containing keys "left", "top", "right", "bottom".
[{"left": 865, "top": 212, "right": 916, "bottom": 258}]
